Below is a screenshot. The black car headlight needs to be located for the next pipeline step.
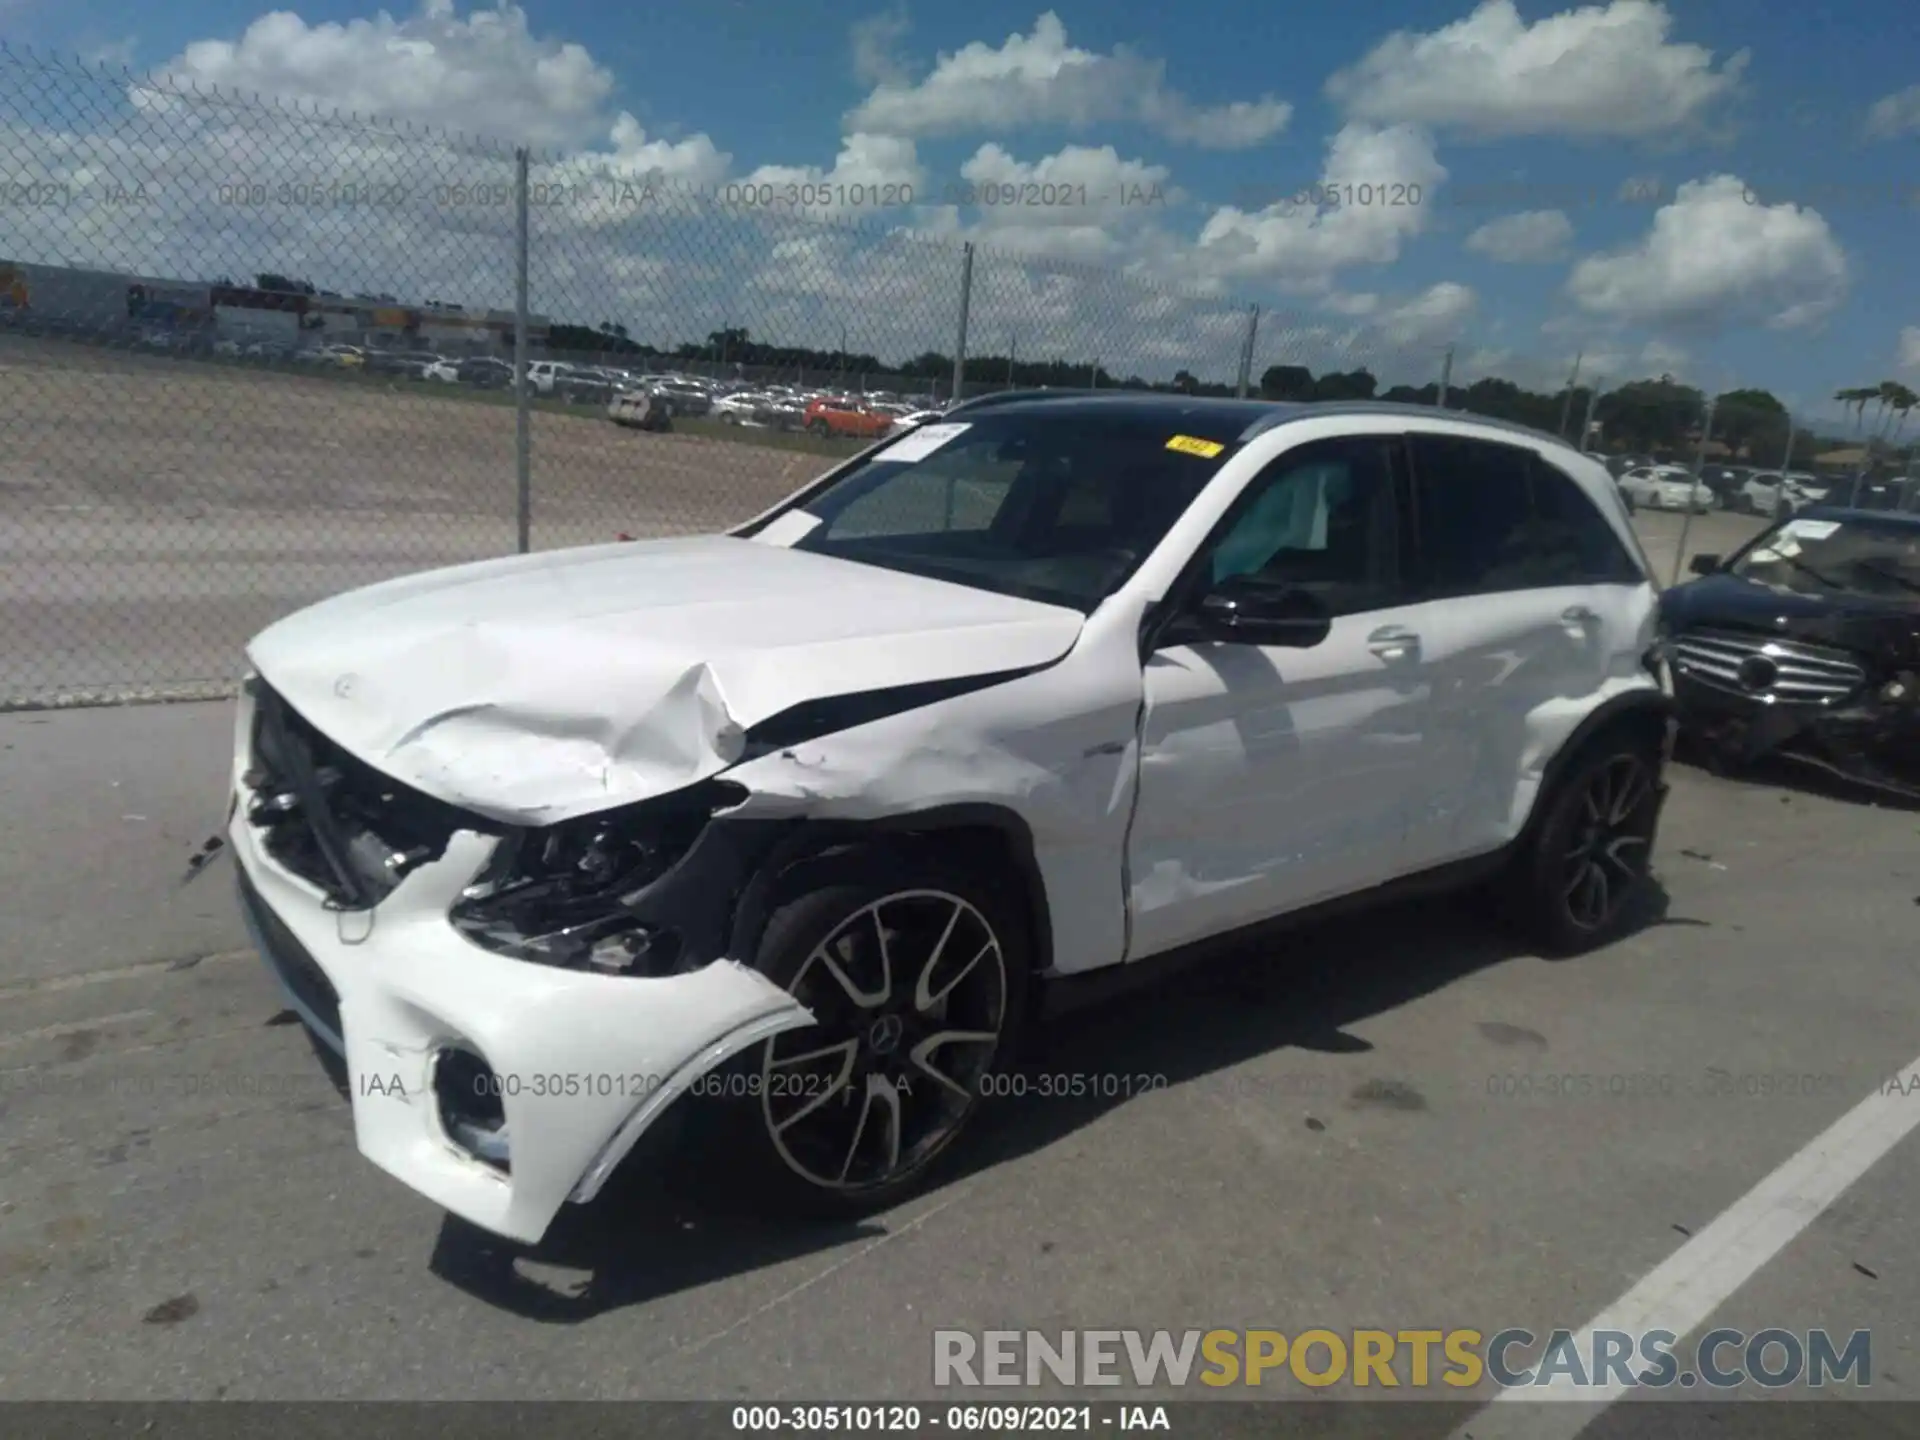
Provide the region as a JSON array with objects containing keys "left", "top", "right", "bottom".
[{"left": 448, "top": 780, "right": 745, "bottom": 974}]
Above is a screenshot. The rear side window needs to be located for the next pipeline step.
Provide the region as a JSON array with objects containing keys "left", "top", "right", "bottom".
[
  {"left": 1527, "top": 456, "right": 1644, "bottom": 584},
  {"left": 1410, "top": 434, "right": 1642, "bottom": 595}
]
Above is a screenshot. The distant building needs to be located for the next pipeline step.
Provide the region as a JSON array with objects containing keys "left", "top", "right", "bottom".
[{"left": 0, "top": 260, "right": 548, "bottom": 352}]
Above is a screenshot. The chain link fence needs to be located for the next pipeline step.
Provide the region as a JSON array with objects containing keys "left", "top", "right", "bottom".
[{"left": 0, "top": 46, "right": 1818, "bottom": 707}]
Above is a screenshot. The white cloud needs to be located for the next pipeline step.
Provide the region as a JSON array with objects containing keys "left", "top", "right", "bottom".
[
  {"left": 1326, "top": 0, "right": 1746, "bottom": 141},
  {"left": 1565, "top": 175, "right": 1849, "bottom": 334},
  {"left": 741, "top": 133, "right": 926, "bottom": 219},
  {"left": 850, "top": 9, "right": 912, "bottom": 87},
  {"left": 605, "top": 113, "right": 731, "bottom": 187},
  {"left": 1375, "top": 281, "right": 1478, "bottom": 346},
  {"left": 845, "top": 12, "right": 1290, "bottom": 149},
  {"left": 1192, "top": 123, "right": 1446, "bottom": 288},
  {"left": 1466, "top": 209, "right": 1573, "bottom": 262},
  {"left": 153, "top": 1, "right": 618, "bottom": 149},
  {"left": 1899, "top": 326, "right": 1920, "bottom": 373},
  {"left": 1865, "top": 84, "right": 1920, "bottom": 140},
  {"left": 922, "top": 142, "right": 1177, "bottom": 265}
]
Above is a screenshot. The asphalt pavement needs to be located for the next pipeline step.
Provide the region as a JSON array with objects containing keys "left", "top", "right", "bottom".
[{"left": 1, "top": 696, "right": 1916, "bottom": 1428}]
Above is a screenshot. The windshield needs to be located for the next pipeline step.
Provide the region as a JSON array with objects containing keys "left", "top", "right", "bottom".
[
  {"left": 773, "top": 410, "right": 1244, "bottom": 610},
  {"left": 1728, "top": 514, "right": 1920, "bottom": 600}
]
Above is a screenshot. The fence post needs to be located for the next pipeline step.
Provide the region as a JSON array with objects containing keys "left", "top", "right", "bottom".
[
  {"left": 1436, "top": 345, "right": 1453, "bottom": 408},
  {"left": 952, "top": 242, "right": 974, "bottom": 404},
  {"left": 513, "top": 146, "right": 532, "bottom": 555},
  {"left": 1235, "top": 304, "right": 1260, "bottom": 398},
  {"left": 1672, "top": 395, "right": 1716, "bottom": 587},
  {"left": 1578, "top": 379, "right": 1603, "bottom": 453},
  {"left": 1557, "top": 351, "right": 1583, "bottom": 439}
]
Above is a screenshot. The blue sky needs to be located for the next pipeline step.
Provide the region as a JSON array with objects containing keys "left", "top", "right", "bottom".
[{"left": 4, "top": 0, "right": 1918, "bottom": 422}]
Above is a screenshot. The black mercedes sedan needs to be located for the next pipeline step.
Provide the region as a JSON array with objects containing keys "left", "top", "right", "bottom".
[{"left": 1661, "top": 507, "right": 1920, "bottom": 799}]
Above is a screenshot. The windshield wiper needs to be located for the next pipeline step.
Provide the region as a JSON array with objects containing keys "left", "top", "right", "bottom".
[
  {"left": 1850, "top": 560, "right": 1920, "bottom": 597},
  {"left": 1757, "top": 549, "right": 1844, "bottom": 590}
]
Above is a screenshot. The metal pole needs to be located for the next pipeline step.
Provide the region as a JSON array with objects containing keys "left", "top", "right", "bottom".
[
  {"left": 1557, "top": 351, "right": 1583, "bottom": 438},
  {"left": 1671, "top": 396, "right": 1716, "bottom": 588},
  {"left": 1090, "top": 357, "right": 1099, "bottom": 390},
  {"left": 1577, "top": 379, "right": 1602, "bottom": 453},
  {"left": 1007, "top": 333, "right": 1015, "bottom": 389},
  {"left": 1436, "top": 345, "right": 1453, "bottom": 408},
  {"left": 951, "top": 242, "right": 973, "bottom": 404},
  {"left": 512, "top": 147, "right": 531, "bottom": 555},
  {"left": 1235, "top": 303, "right": 1260, "bottom": 398}
]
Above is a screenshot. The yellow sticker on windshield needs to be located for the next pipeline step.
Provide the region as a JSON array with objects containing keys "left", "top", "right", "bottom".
[{"left": 1166, "top": 434, "right": 1225, "bottom": 458}]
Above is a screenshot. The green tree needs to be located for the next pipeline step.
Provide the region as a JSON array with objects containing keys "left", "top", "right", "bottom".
[{"left": 1258, "top": 364, "right": 1315, "bottom": 400}]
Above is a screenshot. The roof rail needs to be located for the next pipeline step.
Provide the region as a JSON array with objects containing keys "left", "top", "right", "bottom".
[
  {"left": 1238, "top": 399, "right": 1576, "bottom": 449},
  {"left": 944, "top": 388, "right": 1091, "bottom": 416}
]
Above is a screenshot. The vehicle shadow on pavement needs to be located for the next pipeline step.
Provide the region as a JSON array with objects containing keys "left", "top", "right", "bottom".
[
  {"left": 427, "top": 882, "right": 1675, "bottom": 1321},
  {"left": 1672, "top": 749, "right": 1920, "bottom": 814}
]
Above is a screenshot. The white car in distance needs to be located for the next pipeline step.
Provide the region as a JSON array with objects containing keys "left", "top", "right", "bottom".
[
  {"left": 1619, "top": 465, "right": 1712, "bottom": 512},
  {"left": 228, "top": 393, "right": 1675, "bottom": 1245}
]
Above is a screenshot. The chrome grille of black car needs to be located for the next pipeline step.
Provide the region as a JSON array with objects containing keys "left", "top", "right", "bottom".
[
  {"left": 1669, "top": 628, "right": 1867, "bottom": 704},
  {"left": 245, "top": 681, "right": 474, "bottom": 908}
]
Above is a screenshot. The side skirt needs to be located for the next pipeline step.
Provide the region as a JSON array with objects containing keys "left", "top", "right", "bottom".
[{"left": 1034, "top": 846, "right": 1513, "bottom": 1022}]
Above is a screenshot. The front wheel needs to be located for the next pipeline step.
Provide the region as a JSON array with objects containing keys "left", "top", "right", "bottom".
[
  {"left": 709, "top": 852, "right": 1029, "bottom": 1218},
  {"left": 808, "top": 419, "right": 831, "bottom": 437},
  {"left": 1499, "top": 733, "right": 1664, "bottom": 955}
]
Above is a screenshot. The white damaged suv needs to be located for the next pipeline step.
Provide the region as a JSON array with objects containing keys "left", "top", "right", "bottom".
[{"left": 229, "top": 393, "right": 1674, "bottom": 1243}]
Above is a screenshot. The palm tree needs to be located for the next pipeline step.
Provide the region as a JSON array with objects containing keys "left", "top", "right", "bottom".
[
  {"left": 1887, "top": 383, "right": 1919, "bottom": 445},
  {"left": 1834, "top": 385, "right": 1877, "bottom": 433}
]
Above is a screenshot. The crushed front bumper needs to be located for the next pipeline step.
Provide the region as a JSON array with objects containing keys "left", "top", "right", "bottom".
[
  {"left": 1672, "top": 673, "right": 1920, "bottom": 801},
  {"left": 230, "top": 811, "right": 814, "bottom": 1243}
]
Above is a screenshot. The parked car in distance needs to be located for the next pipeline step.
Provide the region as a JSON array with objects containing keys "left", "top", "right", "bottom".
[
  {"left": 228, "top": 392, "right": 1674, "bottom": 1246},
  {"left": 1619, "top": 465, "right": 1713, "bottom": 513},
  {"left": 367, "top": 349, "right": 444, "bottom": 378},
  {"left": 607, "top": 388, "right": 673, "bottom": 430},
  {"left": 1733, "top": 471, "right": 1820, "bottom": 518},
  {"left": 456, "top": 356, "right": 514, "bottom": 388},
  {"left": 422, "top": 358, "right": 462, "bottom": 382},
  {"left": 804, "top": 397, "right": 895, "bottom": 439}
]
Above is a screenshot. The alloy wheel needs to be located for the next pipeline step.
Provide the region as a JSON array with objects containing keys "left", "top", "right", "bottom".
[
  {"left": 761, "top": 890, "right": 1008, "bottom": 1193},
  {"left": 1561, "top": 755, "right": 1657, "bottom": 930}
]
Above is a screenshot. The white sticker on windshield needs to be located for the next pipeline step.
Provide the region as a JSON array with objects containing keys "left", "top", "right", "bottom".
[
  {"left": 751, "top": 510, "right": 822, "bottom": 546},
  {"left": 1781, "top": 518, "right": 1840, "bottom": 541},
  {"left": 875, "top": 422, "right": 970, "bottom": 464}
]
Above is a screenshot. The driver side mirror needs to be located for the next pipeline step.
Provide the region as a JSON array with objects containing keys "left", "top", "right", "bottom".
[
  {"left": 1195, "top": 575, "right": 1333, "bottom": 648},
  {"left": 1689, "top": 553, "right": 1721, "bottom": 575}
]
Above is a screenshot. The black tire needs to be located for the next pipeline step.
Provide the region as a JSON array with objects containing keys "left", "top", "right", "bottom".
[
  {"left": 702, "top": 849, "right": 1030, "bottom": 1219},
  {"left": 808, "top": 419, "right": 831, "bottom": 437},
  {"left": 1499, "top": 729, "right": 1664, "bottom": 955}
]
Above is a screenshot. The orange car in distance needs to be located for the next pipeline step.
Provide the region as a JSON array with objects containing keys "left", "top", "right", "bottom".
[{"left": 804, "top": 397, "right": 896, "bottom": 439}]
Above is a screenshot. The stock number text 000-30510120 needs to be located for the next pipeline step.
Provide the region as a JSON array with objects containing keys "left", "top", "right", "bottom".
[{"left": 731, "top": 1406, "right": 1163, "bottom": 1432}]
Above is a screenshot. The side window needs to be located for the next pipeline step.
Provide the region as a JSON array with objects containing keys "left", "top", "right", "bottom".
[
  {"left": 1409, "top": 435, "right": 1534, "bottom": 596},
  {"left": 1528, "top": 457, "right": 1644, "bottom": 583},
  {"left": 1200, "top": 438, "right": 1402, "bottom": 617}
]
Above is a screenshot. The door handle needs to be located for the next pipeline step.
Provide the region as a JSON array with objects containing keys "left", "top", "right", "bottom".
[
  {"left": 1561, "top": 605, "right": 1599, "bottom": 624},
  {"left": 1367, "top": 624, "right": 1420, "bottom": 658}
]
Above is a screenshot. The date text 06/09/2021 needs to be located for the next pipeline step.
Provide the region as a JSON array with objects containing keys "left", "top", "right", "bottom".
[{"left": 730, "top": 1405, "right": 1171, "bottom": 1433}]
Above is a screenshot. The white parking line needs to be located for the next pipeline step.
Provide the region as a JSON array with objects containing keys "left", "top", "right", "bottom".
[{"left": 1452, "top": 1057, "right": 1920, "bottom": 1440}]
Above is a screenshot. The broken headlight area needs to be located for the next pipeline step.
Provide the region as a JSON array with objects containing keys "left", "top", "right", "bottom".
[
  {"left": 449, "top": 780, "right": 748, "bottom": 975},
  {"left": 245, "top": 681, "right": 479, "bottom": 910}
]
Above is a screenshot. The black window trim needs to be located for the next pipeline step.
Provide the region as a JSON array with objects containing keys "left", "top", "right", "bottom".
[{"left": 1143, "top": 431, "right": 1418, "bottom": 654}]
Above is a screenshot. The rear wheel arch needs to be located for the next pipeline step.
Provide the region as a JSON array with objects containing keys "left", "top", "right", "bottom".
[{"left": 1525, "top": 690, "right": 1674, "bottom": 843}]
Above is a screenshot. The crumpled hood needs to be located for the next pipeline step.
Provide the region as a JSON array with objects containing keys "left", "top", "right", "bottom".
[{"left": 245, "top": 535, "right": 1085, "bottom": 824}]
